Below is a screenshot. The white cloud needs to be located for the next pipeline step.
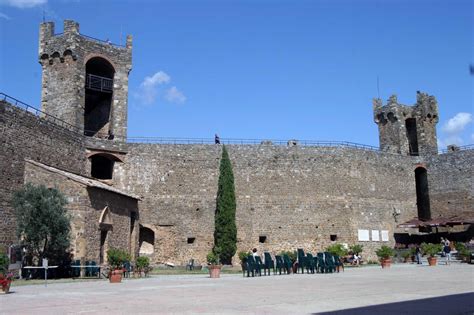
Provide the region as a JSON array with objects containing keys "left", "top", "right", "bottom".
[
  {"left": 442, "top": 112, "right": 472, "bottom": 134},
  {"left": 136, "top": 71, "right": 171, "bottom": 105},
  {"left": 0, "top": 0, "right": 47, "bottom": 8},
  {"left": 0, "top": 12, "right": 10, "bottom": 19},
  {"left": 165, "top": 86, "right": 186, "bottom": 104}
]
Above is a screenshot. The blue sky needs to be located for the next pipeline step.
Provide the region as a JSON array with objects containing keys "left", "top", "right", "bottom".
[{"left": 0, "top": 0, "right": 472, "bottom": 148}]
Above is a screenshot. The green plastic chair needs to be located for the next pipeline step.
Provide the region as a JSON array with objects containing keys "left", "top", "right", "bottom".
[
  {"left": 255, "top": 256, "right": 265, "bottom": 276},
  {"left": 245, "top": 255, "right": 259, "bottom": 277},
  {"left": 263, "top": 252, "right": 275, "bottom": 275},
  {"left": 282, "top": 254, "right": 293, "bottom": 274},
  {"left": 317, "top": 253, "right": 327, "bottom": 273},
  {"left": 85, "top": 260, "right": 91, "bottom": 277},
  {"left": 305, "top": 253, "right": 316, "bottom": 274},
  {"left": 275, "top": 255, "right": 284, "bottom": 275},
  {"left": 325, "top": 252, "right": 335, "bottom": 273},
  {"left": 297, "top": 248, "right": 306, "bottom": 274}
]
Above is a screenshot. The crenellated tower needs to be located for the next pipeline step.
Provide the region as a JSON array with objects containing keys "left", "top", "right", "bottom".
[
  {"left": 39, "top": 20, "right": 132, "bottom": 141},
  {"left": 373, "top": 91, "right": 439, "bottom": 156}
]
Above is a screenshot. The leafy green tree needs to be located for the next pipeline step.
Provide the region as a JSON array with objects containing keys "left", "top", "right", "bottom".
[
  {"left": 12, "top": 183, "right": 71, "bottom": 265},
  {"left": 214, "top": 146, "right": 237, "bottom": 264}
]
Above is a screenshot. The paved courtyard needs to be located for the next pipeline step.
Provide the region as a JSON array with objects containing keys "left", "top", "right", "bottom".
[{"left": 1, "top": 264, "right": 473, "bottom": 314}]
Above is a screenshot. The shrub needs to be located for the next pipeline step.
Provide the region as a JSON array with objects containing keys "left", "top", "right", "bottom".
[
  {"left": 349, "top": 244, "right": 363, "bottom": 255},
  {"left": 238, "top": 251, "right": 249, "bottom": 263},
  {"left": 0, "top": 252, "right": 9, "bottom": 275},
  {"left": 421, "top": 243, "right": 442, "bottom": 257},
  {"left": 107, "top": 248, "right": 130, "bottom": 270},
  {"left": 401, "top": 251, "right": 411, "bottom": 259},
  {"left": 326, "top": 244, "right": 348, "bottom": 257},
  {"left": 280, "top": 251, "right": 297, "bottom": 263},
  {"left": 375, "top": 246, "right": 395, "bottom": 260},
  {"left": 207, "top": 251, "right": 219, "bottom": 265},
  {"left": 136, "top": 256, "right": 150, "bottom": 271}
]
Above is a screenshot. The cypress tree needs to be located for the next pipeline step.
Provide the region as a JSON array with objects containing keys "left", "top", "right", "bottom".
[{"left": 214, "top": 145, "right": 237, "bottom": 264}]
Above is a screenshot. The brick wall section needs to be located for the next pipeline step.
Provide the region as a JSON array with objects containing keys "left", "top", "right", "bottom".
[
  {"left": 23, "top": 161, "right": 139, "bottom": 262},
  {"left": 0, "top": 100, "right": 87, "bottom": 246},
  {"left": 116, "top": 144, "right": 421, "bottom": 263},
  {"left": 426, "top": 150, "right": 474, "bottom": 219}
]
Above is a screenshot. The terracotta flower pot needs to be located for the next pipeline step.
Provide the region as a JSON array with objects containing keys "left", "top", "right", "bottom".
[
  {"left": 109, "top": 269, "right": 123, "bottom": 283},
  {"left": 427, "top": 257, "right": 437, "bottom": 266},
  {"left": 0, "top": 282, "right": 11, "bottom": 294},
  {"left": 381, "top": 258, "right": 391, "bottom": 268},
  {"left": 209, "top": 265, "right": 222, "bottom": 278}
]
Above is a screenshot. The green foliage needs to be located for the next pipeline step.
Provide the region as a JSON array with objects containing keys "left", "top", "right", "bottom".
[
  {"left": 401, "top": 251, "right": 411, "bottom": 259},
  {"left": 350, "top": 244, "right": 363, "bottom": 255},
  {"left": 455, "top": 242, "right": 466, "bottom": 251},
  {"left": 459, "top": 247, "right": 470, "bottom": 258},
  {"left": 326, "top": 244, "right": 348, "bottom": 257},
  {"left": 136, "top": 256, "right": 150, "bottom": 270},
  {"left": 280, "top": 251, "right": 297, "bottom": 263},
  {"left": 214, "top": 146, "right": 237, "bottom": 264},
  {"left": 375, "top": 246, "right": 395, "bottom": 259},
  {"left": 107, "top": 248, "right": 130, "bottom": 270},
  {"left": 0, "top": 252, "right": 9, "bottom": 275},
  {"left": 206, "top": 251, "right": 220, "bottom": 265},
  {"left": 238, "top": 251, "right": 249, "bottom": 263},
  {"left": 421, "top": 243, "right": 442, "bottom": 257},
  {"left": 12, "top": 183, "right": 71, "bottom": 265}
]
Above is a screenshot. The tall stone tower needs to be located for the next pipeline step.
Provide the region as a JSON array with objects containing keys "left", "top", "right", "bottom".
[
  {"left": 373, "top": 91, "right": 439, "bottom": 156},
  {"left": 39, "top": 20, "right": 132, "bottom": 141}
]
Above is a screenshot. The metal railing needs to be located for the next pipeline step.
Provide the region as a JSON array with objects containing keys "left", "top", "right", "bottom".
[
  {"left": 127, "top": 136, "right": 382, "bottom": 151},
  {"left": 0, "top": 92, "right": 81, "bottom": 134},
  {"left": 86, "top": 74, "right": 113, "bottom": 93},
  {"left": 80, "top": 33, "right": 126, "bottom": 48},
  {"left": 440, "top": 144, "right": 474, "bottom": 154}
]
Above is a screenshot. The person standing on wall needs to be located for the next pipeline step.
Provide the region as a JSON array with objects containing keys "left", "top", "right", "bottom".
[{"left": 215, "top": 134, "right": 220, "bottom": 144}]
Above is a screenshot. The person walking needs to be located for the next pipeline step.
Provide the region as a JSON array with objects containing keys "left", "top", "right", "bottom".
[
  {"left": 415, "top": 245, "right": 422, "bottom": 264},
  {"left": 444, "top": 239, "right": 451, "bottom": 265}
]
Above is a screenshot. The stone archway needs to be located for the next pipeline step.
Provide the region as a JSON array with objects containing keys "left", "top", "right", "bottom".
[{"left": 99, "top": 206, "right": 113, "bottom": 264}]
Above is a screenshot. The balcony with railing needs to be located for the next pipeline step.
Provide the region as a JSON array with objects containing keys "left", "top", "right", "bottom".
[{"left": 85, "top": 74, "right": 113, "bottom": 93}]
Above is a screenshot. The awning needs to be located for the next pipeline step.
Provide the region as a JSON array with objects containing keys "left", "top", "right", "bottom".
[{"left": 397, "top": 215, "right": 474, "bottom": 228}]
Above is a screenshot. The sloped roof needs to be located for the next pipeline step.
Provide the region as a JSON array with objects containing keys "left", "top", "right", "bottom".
[
  {"left": 25, "top": 159, "right": 140, "bottom": 200},
  {"left": 398, "top": 215, "right": 474, "bottom": 228}
]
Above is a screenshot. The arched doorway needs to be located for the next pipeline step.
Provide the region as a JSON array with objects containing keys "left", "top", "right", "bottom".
[
  {"left": 84, "top": 57, "right": 115, "bottom": 138},
  {"left": 139, "top": 225, "right": 155, "bottom": 255},
  {"left": 99, "top": 206, "right": 113, "bottom": 263},
  {"left": 415, "top": 167, "right": 431, "bottom": 220}
]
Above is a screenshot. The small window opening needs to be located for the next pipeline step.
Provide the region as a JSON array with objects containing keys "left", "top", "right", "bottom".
[
  {"left": 187, "top": 237, "right": 195, "bottom": 244},
  {"left": 405, "top": 118, "right": 419, "bottom": 156},
  {"left": 259, "top": 236, "right": 267, "bottom": 243},
  {"left": 91, "top": 155, "right": 114, "bottom": 179},
  {"left": 415, "top": 167, "right": 431, "bottom": 220},
  {"left": 330, "top": 234, "right": 337, "bottom": 241},
  {"left": 139, "top": 226, "right": 155, "bottom": 255}
]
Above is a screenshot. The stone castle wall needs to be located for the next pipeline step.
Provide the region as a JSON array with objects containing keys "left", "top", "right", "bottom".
[
  {"left": 0, "top": 100, "right": 87, "bottom": 245},
  {"left": 116, "top": 144, "right": 421, "bottom": 264},
  {"left": 426, "top": 150, "right": 474, "bottom": 219}
]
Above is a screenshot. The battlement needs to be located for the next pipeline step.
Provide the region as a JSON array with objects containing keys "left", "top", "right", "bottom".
[{"left": 373, "top": 91, "right": 439, "bottom": 156}]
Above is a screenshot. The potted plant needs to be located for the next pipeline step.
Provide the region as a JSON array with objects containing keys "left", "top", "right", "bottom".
[
  {"left": 421, "top": 243, "right": 442, "bottom": 266},
  {"left": 349, "top": 244, "right": 364, "bottom": 257},
  {"left": 136, "top": 256, "right": 151, "bottom": 277},
  {"left": 0, "top": 251, "right": 12, "bottom": 294},
  {"left": 375, "top": 245, "right": 395, "bottom": 268},
  {"left": 107, "top": 248, "right": 130, "bottom": 283},
  {"left": 401, "top": 251, "right": 411, "bottom": 263},
  {"left": 207, "top": 250, "right": 222, "bottom": 278}
]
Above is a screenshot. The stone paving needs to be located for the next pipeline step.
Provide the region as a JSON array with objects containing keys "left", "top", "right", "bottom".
[{"left": 0, "top": 264, "right": 473, "bottom": 314}]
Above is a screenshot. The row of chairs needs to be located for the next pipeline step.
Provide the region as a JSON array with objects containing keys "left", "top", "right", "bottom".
[
  {"left": 243, "top": 249, "right": 343, "bottom": 277},
  {"left": 71, "top": 260, "right": 100, "bottom": 278}
]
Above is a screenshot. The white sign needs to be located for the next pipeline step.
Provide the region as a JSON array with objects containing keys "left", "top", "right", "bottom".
[
  {"left": 42, "top": 258, "right": 48, "bottom": 268},
  {"left": 381, "top": 230, "right": 389, "bottom": 242},
  {"left": 371, "top": 230, "right": 380, "bottom": 241},
  {"left": 358, "top": 229, "right": 370, "bottom": 241}
]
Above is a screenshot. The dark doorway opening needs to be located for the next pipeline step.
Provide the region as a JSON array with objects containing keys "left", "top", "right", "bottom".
[
  {"left": 100, "top": 230, "right": 108, "bottom": 264},
  {"left": 91, "top": 155, "right": 115, "bottom": 179},
  {"left": 259, "top": 236, "right": 267, "bottom": 243},
  {"left": 415, "top": 167, "right": 431, "bottom": 220},
  {"left": 405, "top": 118, "right": 419, "bottom": 156},
  {"left": 84, "top": 57, "right": 114, "bottom": 138}
]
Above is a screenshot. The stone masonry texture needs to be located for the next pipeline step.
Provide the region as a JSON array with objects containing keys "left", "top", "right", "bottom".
[{"left": 0, "top": 20, "right": 472, "bottom": 265}]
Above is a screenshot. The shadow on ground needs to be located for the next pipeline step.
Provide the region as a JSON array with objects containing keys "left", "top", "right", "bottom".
[{"left": 316, "top": 292, "right": 474, "bottom": 315}]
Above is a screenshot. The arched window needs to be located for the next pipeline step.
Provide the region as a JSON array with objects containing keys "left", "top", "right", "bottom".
[
  {"left": 415, "top": 167, "right": 431, "bottom": 220},
  {"left": 84, "top": 57, "right": 115, "bottom": 138}
]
